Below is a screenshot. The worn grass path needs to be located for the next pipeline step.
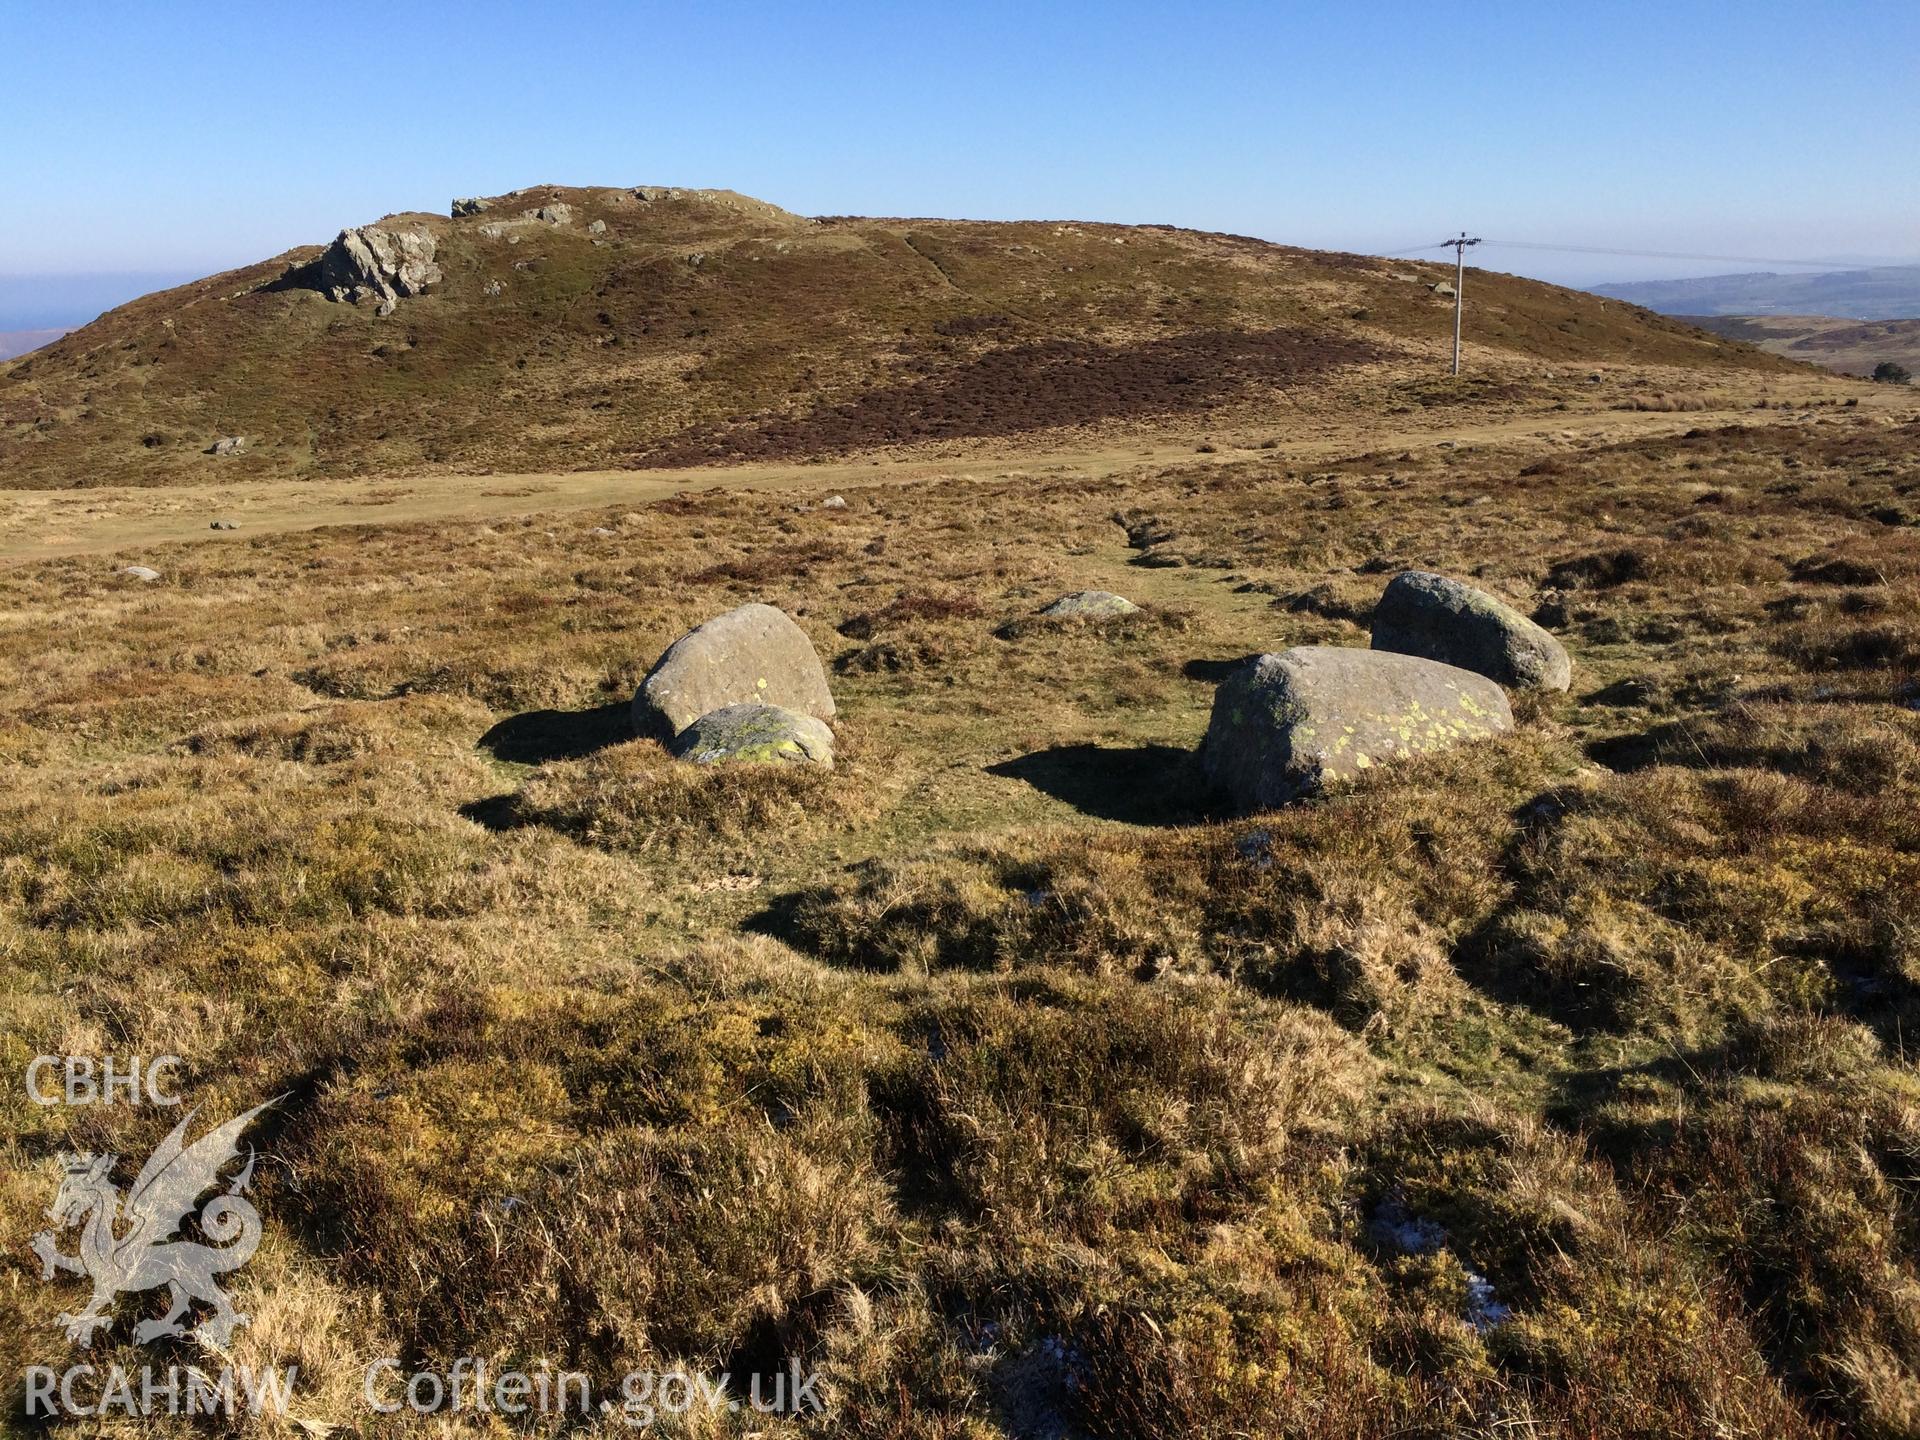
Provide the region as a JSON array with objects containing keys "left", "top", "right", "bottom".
[{"left": 1, "top": 386, "right": 1891, "bottom": 567}]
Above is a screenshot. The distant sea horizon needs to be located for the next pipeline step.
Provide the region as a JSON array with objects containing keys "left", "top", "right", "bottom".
[
  {"left": 0, "top": 327, "right": 71, "bottom": 361},
  {"left": 0, "top": 270, "right": 202, "bottom": 336}
]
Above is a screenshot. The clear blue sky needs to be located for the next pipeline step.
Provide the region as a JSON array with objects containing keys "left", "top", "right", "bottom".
[{"left": 3, "top": 0, "right": 1916, "bottom": 326}]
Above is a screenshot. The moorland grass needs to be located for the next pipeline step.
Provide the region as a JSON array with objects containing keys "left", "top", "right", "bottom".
[{"left": 2, "top": 401, "right": 1919, "bottom": 1436}]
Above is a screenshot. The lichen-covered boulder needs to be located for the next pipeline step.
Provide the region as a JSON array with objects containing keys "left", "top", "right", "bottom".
[
  {"left": 633, "top": 602, "right": 835, "bottom": 738},
  {"left": 669, "top": 703, "right": 835, "bottom": 768},
  {"left": 1201, "top": 646, "right": 1513, "bottom": 810},
  {"left": 1371, "top": 570, "right": 1571, "bottom": 692},
  {"left": 1040, "top": 590, "right": 1138, "bottom": 619}
]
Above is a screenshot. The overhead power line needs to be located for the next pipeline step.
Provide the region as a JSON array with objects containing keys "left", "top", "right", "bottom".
[
  {"left": 1379, "top": 230, "right": 1862, "bottom": 380},
  {"left": 1384, "top": 238, "right": 1844, "bottom": 269},
  {"left": 1482, "top": 240, "right": 1844, "bottom": 269}
]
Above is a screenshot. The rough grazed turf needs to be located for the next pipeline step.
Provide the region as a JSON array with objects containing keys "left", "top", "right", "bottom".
[{"left": 2, "top": 372, "right": 1918, "bottom": 1436}]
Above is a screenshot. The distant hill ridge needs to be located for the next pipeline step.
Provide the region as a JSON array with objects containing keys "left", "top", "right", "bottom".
[
  {"left": 1681, "top": 314, "right": 1920, "bottom": 379},
  {"left": 1595, "top": 265, "right": 1920, "bottom": 321},
  {"left": 1, "top": 183, "right": 1783, "bottom": 487}
]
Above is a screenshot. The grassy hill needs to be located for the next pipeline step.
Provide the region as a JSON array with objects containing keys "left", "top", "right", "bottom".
[{"left": 0, "top": 184, "right": 1784, "bottom": 488}]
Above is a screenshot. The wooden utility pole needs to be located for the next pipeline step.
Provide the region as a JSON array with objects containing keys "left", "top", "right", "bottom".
[{"left": 1447, "top": 232, "right": 1482, "bottom": 375}]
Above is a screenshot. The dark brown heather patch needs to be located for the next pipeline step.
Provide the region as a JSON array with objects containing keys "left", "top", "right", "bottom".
[{"left": 636, "top": 326, "right": 1391, "bottom": 465}]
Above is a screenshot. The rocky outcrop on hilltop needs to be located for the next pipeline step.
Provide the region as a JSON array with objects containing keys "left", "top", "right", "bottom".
[{"left": 316, "top": 226, "right": 443, "bottom": 316}]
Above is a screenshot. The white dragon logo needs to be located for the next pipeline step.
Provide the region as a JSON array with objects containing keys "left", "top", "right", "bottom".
[{"left": 31, "top": 1099, "right": 278, "bottom": 1347}]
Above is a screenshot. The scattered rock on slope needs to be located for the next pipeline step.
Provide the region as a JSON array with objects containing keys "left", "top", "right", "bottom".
[
  {"left": 669, "top": 703, "right": 835, "bottom": 767},
  {"left": 316, "top": 225, "right": 443, "bottom": 315},
  {"left": 1201, "top": 646, "right": 1513, "bottom": 810},
  {"left": 633, "top": 602, "right": 836, "bottom": 738},
  {"left": 1371, "top": 570, "right": 1572, "bottom": 691},
  {"left": 1040, "top": 590, "right": 1139, "bottom": 619}
]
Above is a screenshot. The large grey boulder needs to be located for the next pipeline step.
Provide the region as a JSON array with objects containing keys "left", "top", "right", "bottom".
[
  {"left": 669, "top": 703, "right": 835, "bottom": 768},
  {"left": 633, "top": 603, "right": 835, "bottom": 738},
  {"left": 451, "top": 197, "right": 493, "bottom": 217},
  {"left": 1201, "top": 646, "right": 1513, "bottom": 810},
  {"left": 316, "top": 226, "right": 443, "bottom": 315},
  {"left": 1040, "top": 590, "right": 1138, "bottom": 619},
  {"left": 1371, "top": 570, "right": 1571, "bottom": 692}
]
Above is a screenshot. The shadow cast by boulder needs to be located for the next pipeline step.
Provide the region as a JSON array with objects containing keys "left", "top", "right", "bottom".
[
  {"left": 457, "top": 793, "right": 524, "bottom": 833},
  {"left": 1585, "top": 718, "right": 1766, "bottom": 776},
  {"left": 1583, "top": 723, "right": 1696, "bottom": 774},
  {"left": 261, "top": 258, "right": 322, "bottom": 294},
  {"left": 478, "top": 701, "right": 632, "bottom": 764},
  {"left": 1181, "top": 653, "right": 1263, "bottom": 685},
  {"left": 986, "top": 743, "right": 1211, "bottom": 825}
]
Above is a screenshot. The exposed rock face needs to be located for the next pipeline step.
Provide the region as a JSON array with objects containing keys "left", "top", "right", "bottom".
[
  {"left": 316, "top": 226, "right": 443, "bottom": 315},
  {"left": 669, "top": 703, "right": 835, "bottom": 767},
  {"left": 633, "top": 602, "right": 836, "bottom": 738},
  {"left": 1371, "top": 570, "right": 1571, "bottom": 692},
  {"left": 1040, "top": 590, "right": 1138, "bottom": 619},
  {"left": 451, "top": 197, "right": 492, "bottom": 217},
  {"left": 1201, "top": 646, "right": 1513, "bottom": 810},
  {"left": 527, "top": 203, "right": 573, "bottom": 225},
  {"left": 207, "top": 436, "right": 246, "bottom": 456}
]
